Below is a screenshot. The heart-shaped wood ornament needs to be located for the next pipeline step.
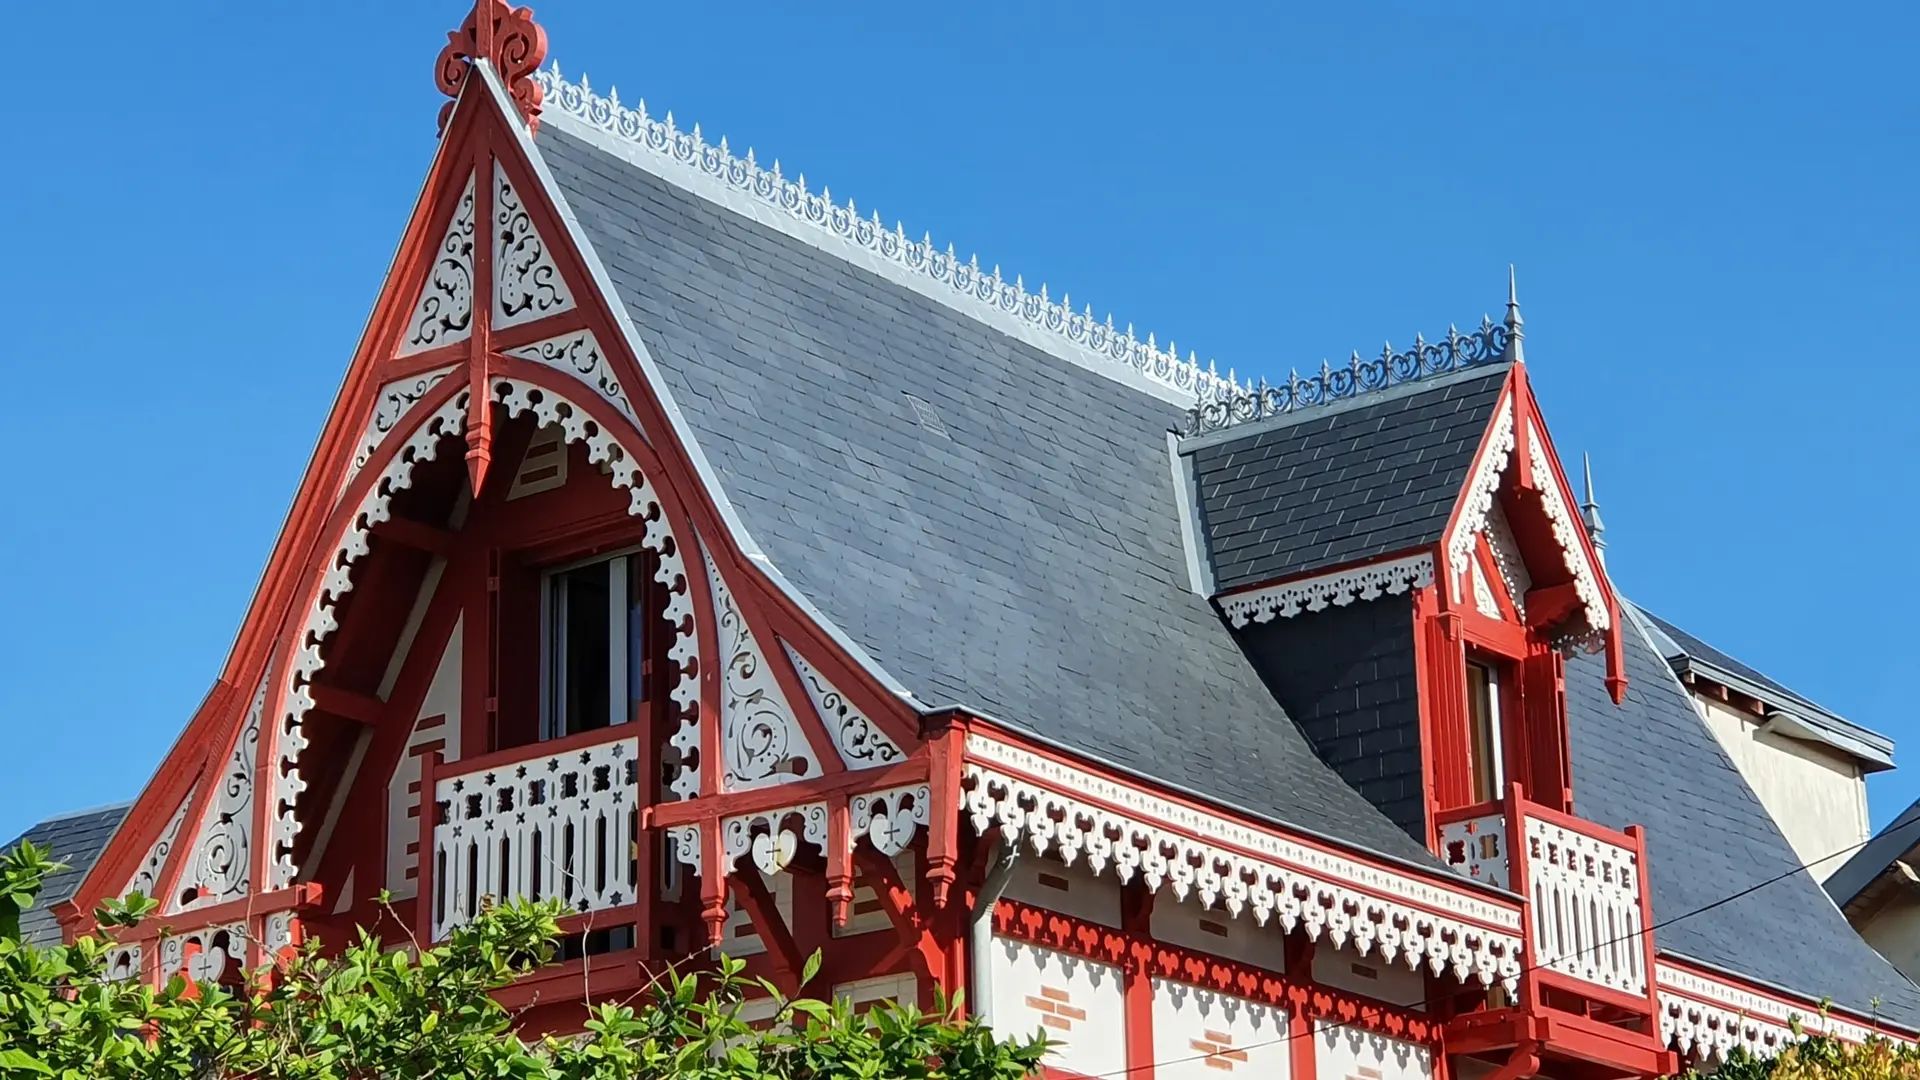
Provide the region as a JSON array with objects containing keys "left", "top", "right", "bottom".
[
  {"left": 751, "top": 827, "right": 798, "bottom": 874},
  {"left": 868, "top": 803, "right": 919, "bottom": 856}
]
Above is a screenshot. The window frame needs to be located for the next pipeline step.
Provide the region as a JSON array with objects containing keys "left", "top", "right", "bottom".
[{"left": 538, "top": 544, "right": 650, "bottom": 741}]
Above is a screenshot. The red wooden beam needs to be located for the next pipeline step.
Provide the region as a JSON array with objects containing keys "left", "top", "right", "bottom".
[
  {"left": 373, "top": 516, "right": 456, "bottom": 558},
  {"left": 310, "top": 683, "right": 386, "bottom": 727},
  {"left": 853, "top": 846, "right": 919, "bottom": 942},
  {"left": 645, "top": 759, "right": 928, "bottom": 828},
  {"left": 730, "top": 872, "right": 804, "bottom": 995}
]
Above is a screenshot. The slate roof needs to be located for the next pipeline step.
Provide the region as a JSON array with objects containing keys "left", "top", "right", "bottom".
[
  {"left": 1188, "top": 368, "right": 1510, "bottom": 593},
  {"left": 1567, "top": 609, "right": 1920, "bottom": 1027},
  {"left": 2, "top": 804, "right": 129, "bottom": 947},
  {"left": 1635, "top": 606, "right": 1893, "bottom": 769},
  {"left": 1825, "top": 798, "right": 1920, "bottom": 910},
  {"left": 537, "top": 125, "right": 1437, "bottom": 868}
]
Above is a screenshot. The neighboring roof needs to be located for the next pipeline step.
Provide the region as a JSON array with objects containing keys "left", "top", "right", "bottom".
[
  {"left": 535, "top": 122, "right": 1437, "bottom": 868},
  {"left": 1567, "top": 608, "right": 1920, "bottom": 1028},
  {"left": 1635, "top": 606, "right": 1894, "bottom": 770},
  {"left": 2, "top": 804, "right": 130, "bottom": 947},
  {"left": 1825, "top": 798, "right": 1920, "bottom": 911},
  {"left": 1188, "top": 367, "right": 1510, "bottom": 593}
]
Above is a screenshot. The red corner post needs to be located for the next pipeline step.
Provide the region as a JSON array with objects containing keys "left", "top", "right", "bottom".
[{"left": 415, "top": 751, "right": 442, "bottom": 946}]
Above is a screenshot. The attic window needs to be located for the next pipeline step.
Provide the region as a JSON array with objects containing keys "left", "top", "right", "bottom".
[
  {"left": 903, "top": 392, "right": 949, "bottom": 438},
  {"left": 1466, "top": 659, "right": 1506, "bottom": 804}
]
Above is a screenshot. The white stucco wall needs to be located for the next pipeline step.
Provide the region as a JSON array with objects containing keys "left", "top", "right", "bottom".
[{"left": 1694, "top": 695, "right": 1867, "bottom": 877}]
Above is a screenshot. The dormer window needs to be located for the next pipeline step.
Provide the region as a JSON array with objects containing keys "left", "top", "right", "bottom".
[
  {"left": 543, "top": 550, "right": 653, "bottom": 739},
  {"left": 1466, "top": 659, "right": 1506, "bottom": 803}
]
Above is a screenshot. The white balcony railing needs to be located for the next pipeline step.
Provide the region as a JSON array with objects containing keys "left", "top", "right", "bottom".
[
  {"left": 1525, "top": 811, "right": 1647, "bottom": 999},
  {"left": 425, "top": 729, "right": 640, "bottom": 941},
  {"left": 1437, "top": 788, "right": 1653, "bottom": 1005}
]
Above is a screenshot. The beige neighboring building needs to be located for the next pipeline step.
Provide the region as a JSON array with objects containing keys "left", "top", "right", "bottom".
[
  {"left": 1634, "top": 607, "right": 1894, "bottom": 878},
  {"left": 1829, "top": 803, "right": 1920, "bottom": 982}
]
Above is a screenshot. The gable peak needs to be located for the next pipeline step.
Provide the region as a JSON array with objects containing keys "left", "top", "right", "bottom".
[{"left": 436, "top": 1, "right": 549, "bottom": 134}]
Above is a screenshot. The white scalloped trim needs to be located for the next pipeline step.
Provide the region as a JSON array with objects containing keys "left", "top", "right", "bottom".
[
  {"left": 1220, "top": 554, "right": 1434, "bottom": 627},
  {"left": 963, "top": 734, "right": 1522, "bottom": 993}
]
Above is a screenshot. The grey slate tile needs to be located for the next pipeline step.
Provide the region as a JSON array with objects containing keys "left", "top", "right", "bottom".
[
  {"left": 539, "top": 127, "right": 1434, "bottom": 867},
  {"left": 1191, "top": 369, "right": 1509, "bottom": 592},
  {"left": 1568, "top": 612, "right": 1920, "bottom": 1026},
  {"left": 3, "top": 804, "right": 129, "bottom": 947}
]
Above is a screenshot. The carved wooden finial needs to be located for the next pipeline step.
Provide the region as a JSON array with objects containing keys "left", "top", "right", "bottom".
[{"left": 436, "top": 1, "right": 549, "bottom": 134}]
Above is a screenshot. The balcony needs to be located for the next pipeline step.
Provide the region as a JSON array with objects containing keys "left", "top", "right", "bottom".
[
  {"left": 420, "top": 726, "right": 642, "bottom": 941},
  {"left": 1437, "top": 785, "right": 1656, "bottom": 1007}
]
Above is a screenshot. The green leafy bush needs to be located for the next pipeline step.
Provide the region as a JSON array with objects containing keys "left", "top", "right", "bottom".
[{"left": 0, "top": 841, "right": 1049, "bottom": 1080}]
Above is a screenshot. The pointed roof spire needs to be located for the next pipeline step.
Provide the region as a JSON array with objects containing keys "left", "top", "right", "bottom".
[
  {"left": 1504, "top": 264, "right": 1526, "bottom": 364},
  {"left": 1581, "top": 452, "right": 1606, "bottom": 564}
]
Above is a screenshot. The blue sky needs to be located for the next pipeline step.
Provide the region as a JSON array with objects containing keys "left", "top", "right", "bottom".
[{"left": 3, "top": 2, "right": 1915, "bottom": 843}]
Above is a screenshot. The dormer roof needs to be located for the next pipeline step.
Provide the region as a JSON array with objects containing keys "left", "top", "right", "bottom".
[{"left": 1187, "top": 366, "right": 1510, "bottom": 593}]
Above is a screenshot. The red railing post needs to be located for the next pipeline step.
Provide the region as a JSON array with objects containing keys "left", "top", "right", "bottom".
[{"left": 416, "top": 750, "right": 442, "bottom": 946}]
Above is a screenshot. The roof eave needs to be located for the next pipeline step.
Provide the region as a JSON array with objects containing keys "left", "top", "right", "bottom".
[{"left": 1671, "top": 656, "right": 1895, "bottom": 769}]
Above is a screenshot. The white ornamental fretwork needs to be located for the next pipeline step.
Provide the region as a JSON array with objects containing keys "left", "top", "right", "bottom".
[
  {"left": 431, "top": 736, "right": 640, "bottom": 940},
  {"left": 126, "top": 790, "right": 192, "bottom": 900},
  {"left": 101, "top": 943, "right": 143, "bottom": 982},
  {"left": 273, "top": 392, "right": 469, "bottom": 890},
  {"left": 158, "top": 923, "right": 247, "bottom": 983},
  {"left": 1484, "top": 502, "right": 1531, "bottom": 620},
  {"left": 344, "top": 365, "right": 457, "bottom": 493},
  {"left": 1220, "top": 554, "right": 1433, "bottom": 628},
  {"left": 1655, "top": 963, "right": 1900, "bottom": 1064},
  {"left": 702, "top": 546, "right": 819, "bottom": 790},
  {"left": 493, "top": 160, "right": 575, "bottom": 329},
  {"left": 1470, "top": 560, "right": 1501, "bottom": 618},
  {"left": 783, "top": 642, "right": 903, "bottom": 769},
  {"left": 1447, "top": 394, "right": 1516, "bottom": 603},
  {"left": 722, "top": 804, "right": 828, "bottom": 875},
  {"left": 400, "top": 173, "right": 475, "bottom": 355},
  {"left": 533, "top": 63, "right": 1240, "bottom": 407},
  {"left": 492, "top": 378, "right": 701, "bottom": 798},
  {"left": 1526, "top": 420, "right": 1609, "bottom": 632},
  {"left": 176, "top": 678, "right": 267, "bottom": 911},
  {"left": 1437, "top": 812, "right": 1509, "bottom": 890},
  {"left": 850, "top": 785, "right": 930, "bottom": 857},
  {"left": 1524, "top": 814, "right": 1643, "bottom": 997},
  {"left": 666, "top": 824, "right": 702, "bottom": 875},
  {"left": 962, "top": 746, "right": 1524, "bottom": 994},
  {"left": 503, "top": 331, "right": 638, "bottom": 431}
]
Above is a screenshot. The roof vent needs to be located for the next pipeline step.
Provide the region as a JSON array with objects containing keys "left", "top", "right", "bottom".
[{"left": 903, "top": 393, "right": 949, "bottom": 438}]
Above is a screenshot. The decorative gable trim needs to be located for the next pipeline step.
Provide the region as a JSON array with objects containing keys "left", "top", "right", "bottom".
[
  {"left": 1446, "top": 393, "right": 1516, "bottom": 604},
  {"left": 702, "top": 544, "right": 821, "bottom": 790},
  {"left": 492, "top": 159, "right": 576, "bottom": 328},
  {"left": 502, "top": 330, "right": 639, "bottom": 431},
  {"left": 1219, "top": 554, "right": 1433, "bottom": 628},
  {"left": 346, "top": 365, "right": 458, "bottom": 493},
  {"left": 782, "top": 642, "right": 905, "bottom": 770},
  {"left": 126, "top": 790, "right": 192, "bottom": 901},
  {"left": 399, "top": 173, "right": 476, "bottom": 355},
  {"left": 1526, "top": 419, "right": 1608, "bottom": 633},
  {"left": 1484, "top": 502, "right": 1530, "bottom": 619},
  {"left": 962, "top": 731, "right": 1523, "bottom": 993},
  {"left": 174, "top": 678, "right": 267, "bottom": 911},
  {"left": 533, "top": 63, "right": 1235, "bottom": 408}
]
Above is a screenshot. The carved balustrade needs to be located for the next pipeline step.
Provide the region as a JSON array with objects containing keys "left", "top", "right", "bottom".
[
  {"left": 421, "top": 726, "right": 641, "bottom": 941},
  {"left": 1437, "top": 786, "right": 1655, "bottom": 1007}
]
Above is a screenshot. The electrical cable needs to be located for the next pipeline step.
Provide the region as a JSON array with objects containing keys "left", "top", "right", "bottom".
[{"left": 1074, "top": 812, "right": 1920, "bottom": 1079}]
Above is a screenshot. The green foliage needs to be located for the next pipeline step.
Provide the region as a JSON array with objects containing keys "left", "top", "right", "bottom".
[
  {"left": 0, "top": 841, "right": 1049, "bottom": 1080},
  {"left": 1672, "top": 1026, "right": 1920, "bottom": 1080}
]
